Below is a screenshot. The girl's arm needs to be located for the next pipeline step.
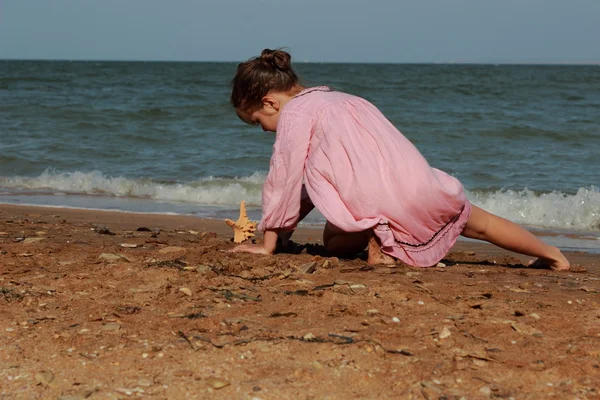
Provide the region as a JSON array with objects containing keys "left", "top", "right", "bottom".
[
  {"left": 231, "top": 229, "right": 278, "bottom": 254},
  {"left": 232, "top": 188, "right": 315, "bottom": 255},
  {"left": 258, "top": 110, "right": 313, "bottom": 231},
  {"left": 234, "top": 111, "right": 313, "bottom": 255},
  {"left": 278, "top": 193, "right": 315, "bottom": 246},
  {"left": 233, "top": 195, "right": 315, "bottom": 255}
]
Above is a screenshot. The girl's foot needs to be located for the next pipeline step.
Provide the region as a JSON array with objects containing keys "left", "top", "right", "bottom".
[
  {"left": 367, "top": 234, "right": 396, "bottom": 265},
  {"left": 527, "top": 247, "right": 570, "bottom": 270}
]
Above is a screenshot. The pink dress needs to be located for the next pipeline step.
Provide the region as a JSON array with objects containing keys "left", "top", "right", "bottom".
[{"left": 258, "top": 87, "right": 471, "bottom": 267}]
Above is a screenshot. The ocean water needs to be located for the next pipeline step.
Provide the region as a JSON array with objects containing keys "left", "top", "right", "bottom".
[{"left": 1, "top": 60, "right": 599, "bottom": 251}]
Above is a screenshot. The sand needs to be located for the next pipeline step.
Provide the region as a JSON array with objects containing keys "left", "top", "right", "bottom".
[{"left": 0, "top": 204, "right": 599, "bottom": 399}]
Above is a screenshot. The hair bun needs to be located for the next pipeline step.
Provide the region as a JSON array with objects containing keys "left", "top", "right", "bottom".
[{"left": 260, "top": 49, "right": 292, "bottom": 72}]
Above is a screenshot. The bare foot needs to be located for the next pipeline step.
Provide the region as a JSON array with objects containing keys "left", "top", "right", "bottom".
[
  {"left": 367, "top": 235, "right": 396, "bottom": 265},
  {"left": 527, "top": 246, "right": 570, "bottom": 271}
]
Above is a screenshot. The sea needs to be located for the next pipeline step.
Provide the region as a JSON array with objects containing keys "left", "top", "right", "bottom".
[{"left": 1, "top": 60, "right": 599, "bottom": 253}]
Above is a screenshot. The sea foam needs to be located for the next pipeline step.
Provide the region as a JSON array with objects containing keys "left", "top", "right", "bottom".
[
  {"left": 1, "top": 170, "right": 598, "bottom": 232},
  {"left": 467, "top": 187, "right": 600, "bottom": 231},
  {"left": 0, "top": 169, "right": 265, "bottom": 206}
]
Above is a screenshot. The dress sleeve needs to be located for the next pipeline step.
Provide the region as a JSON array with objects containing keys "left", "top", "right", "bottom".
[{"left": 258, "top": 110, "right": 313, "bottom": 232}]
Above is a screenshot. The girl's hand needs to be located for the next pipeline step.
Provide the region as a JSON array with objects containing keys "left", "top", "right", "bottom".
[{"left": 230, "top": 243, "right": 272, "bottom": 255}]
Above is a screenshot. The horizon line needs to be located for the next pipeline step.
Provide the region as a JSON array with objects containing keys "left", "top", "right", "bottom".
[{"left": 1, "top": 57, "right": 600, "bottom": 66}]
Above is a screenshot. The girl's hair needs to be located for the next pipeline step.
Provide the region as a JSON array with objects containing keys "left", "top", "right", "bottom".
[{"left": 231, "top": 48, "right": 300, "bottom": 113}]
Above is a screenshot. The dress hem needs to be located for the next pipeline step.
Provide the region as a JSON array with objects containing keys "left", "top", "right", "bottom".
[{"left": 376, "top": 201, "right": 472, "bottom": 267}]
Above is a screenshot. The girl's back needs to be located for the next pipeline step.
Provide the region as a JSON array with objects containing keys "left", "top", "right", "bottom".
[{"left": 275, "top": 86, "right": 471, "bottom": 266}]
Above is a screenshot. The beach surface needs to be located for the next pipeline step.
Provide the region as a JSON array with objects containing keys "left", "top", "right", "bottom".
[{"left": 1, "top": 204, "right": 599, "bottom": 399}]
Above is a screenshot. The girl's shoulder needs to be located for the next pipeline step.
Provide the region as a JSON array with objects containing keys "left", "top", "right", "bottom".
[
  {"left": 292, "top": 86, "right": 333, "bottom": 100},
  {"left": 286, "top": 86, "right": 363, "bottom": 114}
]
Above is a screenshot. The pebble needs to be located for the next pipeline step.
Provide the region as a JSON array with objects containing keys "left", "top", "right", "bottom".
[
  {"left": 205, "top": 378, "right": 230, "bottom": 389},
  {"left": 508, "top": 287, "right": 530, "bottom": 293},
  {"left": 102, "top": 323, "right": 121, "bottom": 331},
  {"left": 511, "top": 322, "right": 542, "bottom": 336},
  {"left": 114, "top": 387, "right": 144, "bottom": 396},
  {"left": 479, "top": 386, "right": 492, "bottom": 396},
  {"left": 23, "top": 237, "right": 45, "bottom": 244},
  {"left": 436, "top": 262, "right": 446, "bottom": 267},
  {"left": 366, "top": 309, "right": 379, "bottom": 315},
  {"left": 158, "top": 246, "right": 186, "bottom": 254},
  {"left": 120, "top": 243, "right": 138, "bottom": 248},
  {"left": 303, "top": 333, "right": 316, "bottom": 341},
  {"left": 196, "top": 265, "right": 214, "bottom": 274},
  {"left": 98, "top": 253, "right": 128, "bottom": 262},
  {"left": 94, "top": 226, "right": 115, "bottom": 235},
  {"left": 392, "top": 317, "right": 400, "bottom": 323},
  {"left": 35, "top": 371, "right": 54, "bottom": 386},
  {"left": 179, "top": 287, "right": 192, "bottom": 297},
  {"left": 439, "top": 327, "right": 452, "bottom": 339},
  {"left": 350, "top": 284, "right": 367, "bottom": 290},
  {"left": 299, "top": 261, "right": 317, "bottom": 274},
  {"left": 137, "top": 378, "right": 153, "bottom": 387}
]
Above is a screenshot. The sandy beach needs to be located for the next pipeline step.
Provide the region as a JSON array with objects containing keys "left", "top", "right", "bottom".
[{"left": 1, "top": 203, "right": 599, "bottom": 399}]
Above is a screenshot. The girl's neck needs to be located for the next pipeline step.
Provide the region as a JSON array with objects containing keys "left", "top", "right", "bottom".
[
  {"left": 275, "top": 85, "right": 305, "bottom": 110},
  {"left": 289, "top": 85, "right": 305, "bottom": 97}
]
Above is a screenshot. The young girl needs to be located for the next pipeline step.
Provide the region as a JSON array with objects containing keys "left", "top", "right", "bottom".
[{"left": 230, "top": 49, "right": 570, "bottom": 271}]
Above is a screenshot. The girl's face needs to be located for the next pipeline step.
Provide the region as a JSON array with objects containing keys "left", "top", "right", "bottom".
[
  {"left": 237, "top": 90, "right": 297, "bottom": 132},
  {"left": 248, "top": 107, "right": 279, "bottom": 132}
]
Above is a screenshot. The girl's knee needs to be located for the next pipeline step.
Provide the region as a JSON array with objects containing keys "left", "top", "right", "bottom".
[
  {"left": 323, "top": 221, "right": 344, "bottom": 247},
  {"left": 323, "top": 222, "right": 369, "bottom": 256}
]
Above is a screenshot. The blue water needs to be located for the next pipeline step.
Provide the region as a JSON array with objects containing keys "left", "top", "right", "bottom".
[{"left": 1, "top": 60, "right": 599, "bottom": 251}]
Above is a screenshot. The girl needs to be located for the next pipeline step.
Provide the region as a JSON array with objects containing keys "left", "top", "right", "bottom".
[{"left": 230, "top": 49, "right": 570, "bottom": 271}]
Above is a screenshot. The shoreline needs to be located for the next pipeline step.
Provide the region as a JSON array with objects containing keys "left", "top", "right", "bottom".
[{"left": 1, "top": 203, "right": 598, "bottom": 263}]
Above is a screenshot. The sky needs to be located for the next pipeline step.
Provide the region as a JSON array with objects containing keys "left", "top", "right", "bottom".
[{"left": 1, "top": 0, "right": 599, "bottom": 63}]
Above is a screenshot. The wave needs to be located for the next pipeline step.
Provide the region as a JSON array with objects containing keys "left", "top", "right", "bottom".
[
  {"left": 0, "top": 169, "right": 265, "bottom": 206},
  {"left": 467, "top": 187, "right": 600, "bottom": 231},
  {"left": 1, "top": 170, "right": 598, "bottom": 232}
]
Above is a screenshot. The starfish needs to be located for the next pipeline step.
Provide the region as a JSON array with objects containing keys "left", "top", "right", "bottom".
[{"left": 225, "top": 201, "right": 257, "bottom": 243}]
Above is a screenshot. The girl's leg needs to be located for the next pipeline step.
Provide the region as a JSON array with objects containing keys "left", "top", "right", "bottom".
[
  {"left": 461, "top": 205, "right": 570, "bottom": 270},
  {"left": 323, "top": 221, "right": 370, "bottom": 257},
  {"left": 366, "top": 232, "right": 396, "bottom": 265},
  {"left": 323, "top": 222, "right": 396, "bottom": 264}
]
